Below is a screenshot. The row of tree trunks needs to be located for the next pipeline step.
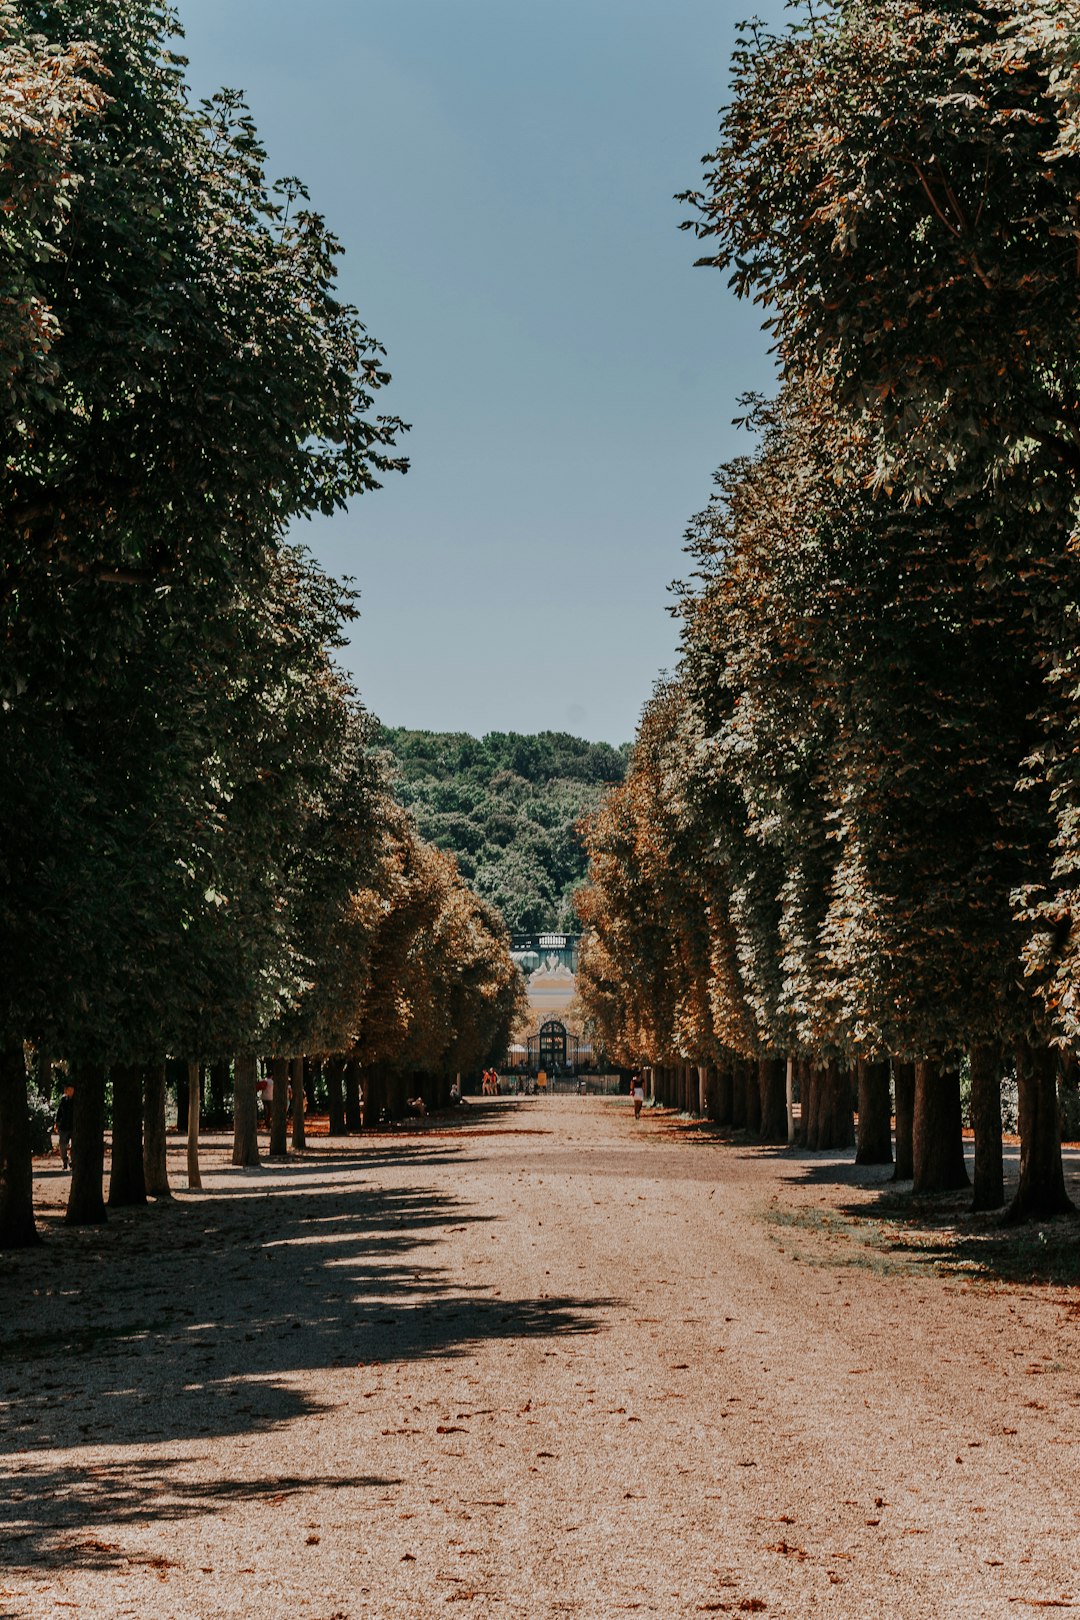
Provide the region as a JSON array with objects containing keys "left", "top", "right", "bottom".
[{"left": 802, "top": 1061, "right": 854, "bottom": 1151}]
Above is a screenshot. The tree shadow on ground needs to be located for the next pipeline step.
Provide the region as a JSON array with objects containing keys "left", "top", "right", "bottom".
[
  {"left": 759, "top": 1145, "right": 1080, "bottom": 1289},
  {"left": 1, "top": 1138, "right": 619, "bottom": 1569}
]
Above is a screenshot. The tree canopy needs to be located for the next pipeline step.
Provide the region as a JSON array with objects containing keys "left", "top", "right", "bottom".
[{"left": 379, "top": 728, "right": 629, "bottom": 933}]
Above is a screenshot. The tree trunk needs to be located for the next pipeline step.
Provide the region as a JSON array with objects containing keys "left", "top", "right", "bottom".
[
  {"left": 912, "top": 1058, "right": 968, "bottom": 1193},
  {"left": 363, "top": 1064, "right": 386, "bottom": 1127},
  {"left": 186, "top": 1060, "right": 202, "bottom": 1190},
  {"left": 0, "top": 1044, "right": 38, "bottom": 1248},
  {"left": 291, "top": 1056, "right": 306, "bottom": 1150},
  {"left": 344, "top": 1059, "right": 363, "bottom": 1131},
  {"left": 786, "top": 1057, "right": 796, "bottom": 1146},
  {"left": 744, "top": 1059, "right": 762, "bottom": 1134},
  {"left": 715, "top": 1061, "right": 733, "bottom": 1126},
  {"left": 1009, "top": 1039, "right": 1072, "bottom": 1222},
  {"left": 730, "top": 1059, "right": 747, "bottom": 1129},
  {"left": 758, "top": 1057, "right": 787, "bottom": 1144},
  {"left": 326, "top": 1057, "right": 346, "bottom": 1136},
  {"left": 232, "top": 1054, "right": 261, "bottom": 1168},
  {"left": 969, "top": 1042, "right": 1004, "bottom": 1213},
  {"left": 893, "top": 1061, "right": 915, "bottom": 1181},
  {"left": 809, "top": 1061, "right": 827, "bottom": 1148},
  {"left": 825, "top": 1060, "right": 855, "bottom": 1150},
  {"left": 856, "top": 1060, "right": 893, "bottom": 1165},
  {"left": 803, "top": 1064, "right": 823, "bottom": 1149},
  {"left": 269, "top": 1056, "right": 289, "bottom": 1158},
  {"left": 108, "top": 1062, "right": 147, "bottom": 1207},
  {"left": 66, "top": 1060, "right": 107, "bottom": 1225},
  {"left": 304, "top": 1056, "right": 320, "bottom": 1114},
  {"left": 173, "top": 1057, "right": 189, "bottom": 1136},
  {"left": 143, "top": 1062, "right": 171, "bottom": 1198}
]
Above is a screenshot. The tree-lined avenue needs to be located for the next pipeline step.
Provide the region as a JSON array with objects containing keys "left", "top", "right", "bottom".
[{"left": 3, "top": 1098, "right": 1079, "bottom": 1618}]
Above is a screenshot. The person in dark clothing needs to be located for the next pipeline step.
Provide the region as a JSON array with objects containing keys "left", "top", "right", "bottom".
[{"left": 55, "top": 1083, "right": 75, "bottom": 1171}]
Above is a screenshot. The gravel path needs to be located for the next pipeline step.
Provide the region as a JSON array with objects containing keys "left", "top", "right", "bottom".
[{"left": 3, "top": 1096, "right": 1080, "bottom": 1618}]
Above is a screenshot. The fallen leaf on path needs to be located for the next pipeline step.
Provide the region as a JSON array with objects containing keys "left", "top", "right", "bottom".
[{"left": 765, "top": 1541, "right": 807, "bottom": 1561}]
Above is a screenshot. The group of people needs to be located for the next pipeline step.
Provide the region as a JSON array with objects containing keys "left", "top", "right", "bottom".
[{"left": 480, "top": 1068, "right": 501, "bottom": 1095}]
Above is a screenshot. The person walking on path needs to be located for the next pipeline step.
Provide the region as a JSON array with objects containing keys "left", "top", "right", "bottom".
[
  {"left": 55, "top": 1081, "right": 75, "bottom": 1170},
  {"left": 632, "top": 1073, "right": 644, "bottom": 1119}
]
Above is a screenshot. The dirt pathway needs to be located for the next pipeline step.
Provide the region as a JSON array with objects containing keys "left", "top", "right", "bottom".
[{"left": 3, "top": 1097, "right": 1079, "bottom": 1618}]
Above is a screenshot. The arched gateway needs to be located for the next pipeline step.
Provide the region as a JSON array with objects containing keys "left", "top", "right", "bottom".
[{"left": 526, "top": 1017, "right": 583, "bottom": 1076}]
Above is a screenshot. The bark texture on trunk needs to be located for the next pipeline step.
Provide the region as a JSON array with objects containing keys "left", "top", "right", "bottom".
[
  {"left": 108, "top": 1062, "right": 147, "bottom": 1207},
  {"left": 344, "top": 1060, "right": 363, "bottom": 1131},
  {"left": 0, "top": 1044, "right": 38, "bottom": 1248},
  {"left": 326, "top": 1057, "right": 346, "bottom": 1136},
  {"left": 232, "top": 1054, "right": 261, "bottom": 1168},
  {"left": 893, "top": 1061, "right": 915, "bottom": 1181},
  {"left": 186, "top": 1060, "right": 202, "bottom": 1190},
  {"left": 856, "top": 1060, "right": 893, "bottom": 1165},
  {"left": 969, "top": 1042, "right": 1004, "bottom": 1213},
  {"left": 66, "top": 1060, "right": 107, "bottom": 1225},
  {"left": 912, "top": 1058, "right": 969, "bottom": 1193},
  {"left": 758, "top": 1057, "right": 787, "bottom": 1144},
  {"left": 291, "top": 1056, "right": 306, "bottom": 1150},
  {"left": 1009, "top": 1040, "right": 1072, "bottom": 1222},
  {"left": 143, "top": 1062, "right": 171, "bottom": 1198}
]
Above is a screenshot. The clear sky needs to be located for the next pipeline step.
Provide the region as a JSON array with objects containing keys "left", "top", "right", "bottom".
[{"left": 176, "top": 1, "right": 785, "bottom": 745}]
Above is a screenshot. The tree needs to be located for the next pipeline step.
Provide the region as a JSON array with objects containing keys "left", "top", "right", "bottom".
[
  {"left": 680, "top": 0, "right": 1080, "bottom": 1216},
  {"left": 0, "top": 0, "right": 405, "bottom": 1240}
]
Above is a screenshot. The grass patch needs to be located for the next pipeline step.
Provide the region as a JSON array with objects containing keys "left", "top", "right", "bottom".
[{"left": 760, "top": 1199, "right": 1080, "bottom": 1289}]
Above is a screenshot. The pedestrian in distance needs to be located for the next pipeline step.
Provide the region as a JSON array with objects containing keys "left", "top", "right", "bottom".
[
  {"left": 258, "top": 1069, "right": 273, "bottom": 1128},
  {"left": 55, "top": 1081, "right": 75, "bottom": 1169},
  {"left": 632, "top": 1073, "right": 644, "bottom": 1120}
]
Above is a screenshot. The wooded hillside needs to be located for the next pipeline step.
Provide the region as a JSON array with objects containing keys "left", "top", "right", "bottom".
[{"left": 378, "top": 729, "right": 629, "bottom": 933}]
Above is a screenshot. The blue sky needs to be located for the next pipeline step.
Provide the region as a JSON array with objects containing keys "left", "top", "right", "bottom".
[{"left": 177, "top": 1, "right": 785, "bottom": 744}]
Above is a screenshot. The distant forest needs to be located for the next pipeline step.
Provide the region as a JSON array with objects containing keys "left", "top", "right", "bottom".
[{"left": 378, "top": 729, "right": 630, "bottom": 934}]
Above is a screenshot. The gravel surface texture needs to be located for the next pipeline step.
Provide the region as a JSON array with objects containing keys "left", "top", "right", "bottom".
[{"left": 3, "top": 1096, "right": 1080, "bottom": 1619}]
